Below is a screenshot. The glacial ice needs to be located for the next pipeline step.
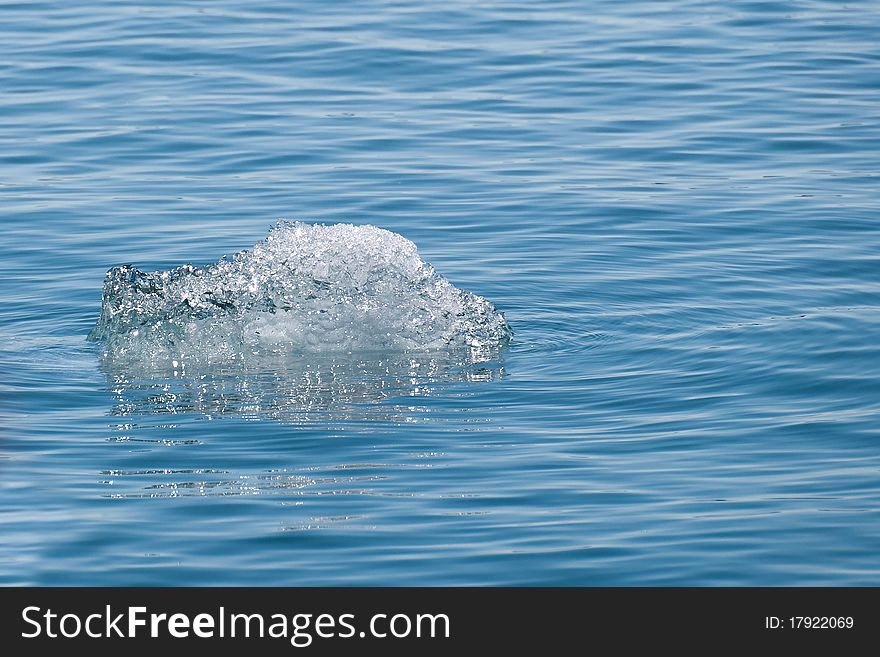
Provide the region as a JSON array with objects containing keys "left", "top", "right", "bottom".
[{"left": 88, "top": 221, "right": 511, "bottom": 366}]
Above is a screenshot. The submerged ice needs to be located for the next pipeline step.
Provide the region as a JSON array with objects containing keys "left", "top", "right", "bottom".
[{"left": 89, "top": 221, "right": 511, "bottom": 364}]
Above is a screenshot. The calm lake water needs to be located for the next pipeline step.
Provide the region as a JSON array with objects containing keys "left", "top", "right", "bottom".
[{"left": 2, "top": 0, "right": 879, "bottom": 585}]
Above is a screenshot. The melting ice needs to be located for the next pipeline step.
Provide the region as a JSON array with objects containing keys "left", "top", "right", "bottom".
[{"left": 89, "top": 222, "right": 511, "bottom": 367}]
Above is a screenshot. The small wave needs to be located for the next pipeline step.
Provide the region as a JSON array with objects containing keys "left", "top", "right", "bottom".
[{"left": 88, "top": 221, "right": 511, "bottom": 367}]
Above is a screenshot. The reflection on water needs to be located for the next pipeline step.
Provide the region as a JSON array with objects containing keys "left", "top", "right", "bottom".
[
  {"left": 101, "top": 348, "right": 505, "bottom": 425},
  {"left": 97, "top": 348, "right": 504, "bottom": 503},
  {"left": 97, "top": 349, "right": 504, "bottom": 504},
  {"left": 99, "top": 464, "right": 442, "bottom": 503}
]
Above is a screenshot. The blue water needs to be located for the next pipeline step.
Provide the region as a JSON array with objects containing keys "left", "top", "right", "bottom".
[{"left": 2, "top": 0, "right": 879, "bottom": 586}]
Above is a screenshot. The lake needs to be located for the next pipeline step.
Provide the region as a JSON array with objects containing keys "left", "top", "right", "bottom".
[{"left": 1, "top": 0, "right": 879, "bottom": 585}]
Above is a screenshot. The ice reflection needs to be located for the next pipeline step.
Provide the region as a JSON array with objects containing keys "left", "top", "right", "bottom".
[{"left": 100, "top": 348, "right": 505, "bottom": 425}]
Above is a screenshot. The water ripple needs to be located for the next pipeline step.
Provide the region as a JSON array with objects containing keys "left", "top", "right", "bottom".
[{"left": 2, "top": 0, "right": 879, "bottom": 585}]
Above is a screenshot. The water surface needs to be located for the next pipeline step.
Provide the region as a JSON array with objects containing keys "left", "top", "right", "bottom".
[{"left": 2, "top": 0, "right": 879, "bottom": 585}]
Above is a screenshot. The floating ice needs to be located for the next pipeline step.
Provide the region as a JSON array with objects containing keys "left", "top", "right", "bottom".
[{"left": 88, "top": 221, "right": 511, "bottom": 366}]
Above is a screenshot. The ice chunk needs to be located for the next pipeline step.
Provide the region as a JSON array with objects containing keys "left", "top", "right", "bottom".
[{"left": 88, "top": 221, "right": 511, "bottom": 365}]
